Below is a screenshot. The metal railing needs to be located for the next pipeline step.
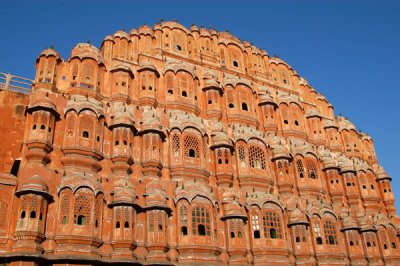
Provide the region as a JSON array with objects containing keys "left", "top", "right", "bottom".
[{"left": 0, "top": 72, "right": 33, "bottom": 94}]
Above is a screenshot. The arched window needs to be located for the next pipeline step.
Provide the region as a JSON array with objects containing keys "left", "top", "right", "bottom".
[
  {"left": 313, "top": 220, "right": 322, "bottom": 244},
  {"left": 306, "top": 159, "right": 318, "bottom": 179},
  {"left": 263, "top": 211, "right": 282, "bottom": 239},
  {"left": 248, "top": 146, "right": 266, "bottom": 170},
  {"left": 241, "top": 102, "right": 248, "bottom": 111},
  {"left": 252, "top": 213, "right": 260, "bottom": 238},
  {"left": 180, "top": 205, "right": 188, "bottom": 236},
  {"left": 172, "top": 134, "right": 180, "bottom": 157},
  {"left": 192, "top": 207, "right": 210, "bottom": 236},
  {"left": 20, "top": 211, "right": 26, "bottom": 219},
  {"left": 148, "top": 211, "right": 155, "bottom": 232},
  {"left": 324, "top": 220, "right": 338, "bottom": 245},
  {"left": 74, "top": 194, "right": 91, "bottom": 226},
  {"left": 184, "top": 135, "right": 200, "bottom": 159},
  {"left": 238, "top": 146, "right": 246, "bottom": 167},
  {"left": 77, "top": 215, "right": 86, "bottom": 225},
  {"left": 82, "top": 131, "right": 89, "bottom": 138},
  {"left": 182, "top": 91, "right": 187, "bottom": 97},
  {"left": 30, "top": 211, "right": 36, "bottom": 219},
  {"left": 233, "top": 60, "right": 239, "bottom": 67},
  {"left": 228, "top": 103, "right": 234, "bottom": 108},
  {"left": 116, "top": 221, "right": 120, "bottom": 228},
  {"left": 296, "top": 159, "right": 304, "bottom": 178}
]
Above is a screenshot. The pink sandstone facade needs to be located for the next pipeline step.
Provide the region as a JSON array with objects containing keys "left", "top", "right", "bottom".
[{"left": 0, "top": 21, "right": 399, "bottom": 265}]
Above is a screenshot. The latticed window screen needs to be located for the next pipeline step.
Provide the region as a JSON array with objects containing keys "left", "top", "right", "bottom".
[
  {"left": 217, "top": 149, "right": 223, "bottom": 164},
  {"left": 167, "top": 76, "right": 173, "bottom": 88},
  {"left": 324, "top": 220, "right": 338, "bottom": 245},
  {"left": 297, "top": 160, "right": 304, "bottom": 177},
  {"left": 94, "top": 196, "right": 101, "bottom": 227},
  {"left": 123, "top": 207, "right": 130, "bottom": 227},
  {"left": 248, "top": 146, "right": 266, "bottom": 169},
  {"left": 157, "top": 211, "right": 164, "bottom": 231},
  {"left": 306, "top": 159, "right": 318, "bottom": 179},
  {"left": 60, "top": 195, "right": 70, "bottom": 224},
  {"left": 172, "top": 134, "right": 180, "bottom": 156},
  {"left": 115, "top": 207, "right": 122, "bottom": 228},
  {"left": 238, "top": 146, "right": 246, "bottom": 163},
  {"left": 180, "top": 206, "right": 188, "bottom": 226},
  {"left": 252, "top": 214, "right": 260, "bottom": 231},
  {"left": 192, "top": 207, "right": 210, "bottom": 236},
  {"left": 314, "top": 221, "right": 322, "bottom": 237},
  {"left": 294, "top": 225, "right": 307, "bottom": 242},
  {"left": 224, "top": 149, "right": 229, "bottom": 164},
  {"left": 388, "top": 227, "right": 397, "bottom": 248},
  {"left": 263, "top": 211, "right": 282, "bottom": 239},
  {"left": 379, "top": 228, "right": 388, "bottom": 248},
  {"left": 148, "top": 211, "right": 155, "bottom": 232},
  {"left": 0, "top": 200, "right": 8, "bottom": 229},
  {"left": 183, "top": 135, "right": 200, "bottom": 158},
  {"left": 74, "top": 196, "right": 91, "bottom": 225},
  {"left": 30, "top": 197, "right": 38, "bottom": 212}
]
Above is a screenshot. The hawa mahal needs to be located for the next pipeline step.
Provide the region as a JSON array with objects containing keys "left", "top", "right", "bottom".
[{"left": 0, "top": 20, "right": 398, "bottom": 265}]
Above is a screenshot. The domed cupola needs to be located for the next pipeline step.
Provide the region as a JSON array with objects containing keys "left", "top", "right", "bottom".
[
  {"left": 221, "top": 190, "right": 246, "bottom": 220},
  {"left": 109, "top": 179, "right": 137, "bottom": 207},
  {"left": 140, "top": 107, "right": 164, "bottom": 136},
  {"left": 34, "top": 46, "right": 62, "bottom": 91},
  {"left": 269, "top": 135, "right": 290, "bottom": 161},
  {"left": 144, "top": 179, "right": 169, "bottom": 211},
  {"left": 16, "top": 175, "right": 52, "bottom": 199},
  {"left": 210, "top": 121, "right": 232, "bottom": 149},
  {"left": 288, "top": 208, "right": 309, "bottom": 226},
  {"left": 109, "top": 103, "right": 135, "bottom": 131},
  {"left": 70, "top": 43, "right": 104, "bottom": 65}
]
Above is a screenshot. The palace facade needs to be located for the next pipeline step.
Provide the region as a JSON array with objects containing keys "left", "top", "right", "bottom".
[{"left": 0, "top": 21, "right": 399, "bottom": 265}]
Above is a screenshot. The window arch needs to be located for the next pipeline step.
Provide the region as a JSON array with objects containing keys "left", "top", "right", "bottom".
[
  {"left": 313, "top": 220, "right": 322, "bottom": 244},
  {"left": 324, "top": 220, "right": 338, "bottom": 245},
  {"left": 73, "top": 195, "right": 91, "bottom": 226},
  {"left": 248, "top": 146, "right": 266, "bottom": 170},
  {"left": 251, "top": 213, "right": 260, "bottom": 239},
  {"left": 192, "top": 206, "right": 210, "bottom": 236},
  {"left": 263, "top": 210, "right": 282, "bottom": 239},
  {"left": 180, "top": 205, "right": 188, "bottom": 235},
  {"left": 172, "top": 134, "right": 180, "bottom": 157},
  {"left": 306, "top": 159, "right": 318, "bottom": 179},
  {"left": 296, "top": 159, "right": 304, "bottom": 178},
  {"left": 238, "top": 146, "right": 246, "bottom": 167},
  {"left": 184, "top": 135, "right": 200, "bottom": 159}
]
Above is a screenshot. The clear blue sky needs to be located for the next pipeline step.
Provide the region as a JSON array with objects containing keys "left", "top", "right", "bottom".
[{"left": 1, "top": 1, "right": 399, "bottom": 210}]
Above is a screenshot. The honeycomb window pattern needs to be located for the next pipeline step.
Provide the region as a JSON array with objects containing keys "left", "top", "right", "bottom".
[
  {"left": 0, "top": 200, "right": 8, "bottom": 230},
  {"left": 172, "top": 134, "right": 180, "bottom": 156},
  {"left": 60, "top": 194, "right": 71, "bottom": 224},
  {"left": 248, "top": 146, "right": 266, "bottom": 170},
  {"left": 73, "top": 196, "right": 91, "bottom": 225},
  {"left": 183, "top": 135, "right": 200, "bottom": 158},
  {"left": 306, "top": 159, "right": 318, "bottom": 179}
]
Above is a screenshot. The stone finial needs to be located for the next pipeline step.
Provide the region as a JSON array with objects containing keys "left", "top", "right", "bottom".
[
  {"left": 174, "top": 18, "right": 177, "bottom": 22},
  {"left": 87, "top": 39, "right": 91, "bottom": 44},
  {"left": 161, "top": 18, "right": 164, "bottom": 22}
]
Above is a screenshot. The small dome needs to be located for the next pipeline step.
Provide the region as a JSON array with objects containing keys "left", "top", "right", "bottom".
[
  {"left": 199, "top": 27, "right": 210, "bottom": 37},
  {"left": 144, "top": 179, "right": 168, "bottom": 209},
  {"left": 190, "top": 24, "right": 199, "bottom": 32},
  {"left": 139, "top": 24, "right": 154, "bottom": 36},
  {"left": 70, "top": 43, "right": 104, "bottom": 64},
  {"left": 288, "top": 208, "right": 308, "bottom": 226},
  {"left": 113, "top": 30, "right": 130, "bottom": 40},
  {"left": 27, "top": 95, "right": 59, "bottom": 118},
  {"left": 39, "top": 47, "right": 61, "bottom": 60},
  {"left": 129, "top": 28, "right": 139, "bottom": 36},
  {"left": 17, "top": 175, "right": 52, "bottom": 199},
  {"left": 336, "top": 116, "right": 356, "bottom": 131},
  {"left": 324, "top": 119, "right": 338, "bottom": 129},
  {"left": 306, "top": 108, "right": 321, "bottom": 118},
  {"left": 103, "top": 35, "right": 113, "bottom": 42},
  {"left": 153, "top": 23, "right": 162, "bottom": 31}
]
